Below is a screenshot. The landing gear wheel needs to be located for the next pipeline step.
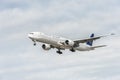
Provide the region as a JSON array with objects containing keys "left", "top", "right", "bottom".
[
  {"left": 70, "top": 48, "right": 75, "bottom": 52},
  {"left": 33, "top": 43, "right": 36, "bottom": 46},
  {"left": 56, "top": 51, "right": 63, "bottom": 54}
]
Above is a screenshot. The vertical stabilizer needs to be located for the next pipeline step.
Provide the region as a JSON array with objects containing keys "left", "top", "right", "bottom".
[{"left": 86, "top": 33, "right": 94, "bottom": 46}]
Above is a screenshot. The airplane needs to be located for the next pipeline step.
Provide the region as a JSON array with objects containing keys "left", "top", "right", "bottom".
[{"left": 28, "top": 32, "right": 113, "bottom": 54}]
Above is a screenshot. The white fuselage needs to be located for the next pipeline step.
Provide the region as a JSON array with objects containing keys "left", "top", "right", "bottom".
[{"left": 28, "top": 32, "right": 93, "bottom": 51}]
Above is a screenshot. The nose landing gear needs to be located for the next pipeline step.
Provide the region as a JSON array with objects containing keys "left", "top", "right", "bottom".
[
  {"left": 33, "top": 42, "right": 36, "bottom": 46},
  {"left": 32, "top": 40, "right": 36, "bottom": 46}
]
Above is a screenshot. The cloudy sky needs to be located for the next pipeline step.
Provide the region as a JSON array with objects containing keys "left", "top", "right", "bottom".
[{"left": 0, "top": 0, "right": 120, "bottom": 80}]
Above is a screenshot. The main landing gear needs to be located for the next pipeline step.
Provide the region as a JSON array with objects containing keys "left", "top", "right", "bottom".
[
  {"left": 56, "top": 49, "right": 63, "bottom": 54},
  {"left": 70, "top": 48, "right": 76, "bottom": 52}
]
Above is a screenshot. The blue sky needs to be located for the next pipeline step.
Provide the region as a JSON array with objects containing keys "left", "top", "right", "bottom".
[{"left": 0, "top": 0, "right": 120, "bottom": 80}]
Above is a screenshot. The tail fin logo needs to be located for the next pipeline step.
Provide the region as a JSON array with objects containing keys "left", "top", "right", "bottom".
[
  {"left": 86, "top": 33, "right": 94, "bottom": 46},
  {"left": 90, "top": 33, "right": 94, "bottom": 38}
]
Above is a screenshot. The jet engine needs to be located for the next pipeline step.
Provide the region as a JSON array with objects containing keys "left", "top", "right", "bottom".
[
  {"left": 42, "top": 44, "right": 51, "bottom": 50},
  {"left": 65, "top": 40, "right": 75, "bottom": 46}
]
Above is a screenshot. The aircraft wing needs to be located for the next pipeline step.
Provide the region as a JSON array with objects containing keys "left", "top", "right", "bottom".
[
  {"left": 74, "top": 36, "right": 104, "bottom": 44},
  {"left": 74, "top": 33, "right": 115, "bottom": 44}
]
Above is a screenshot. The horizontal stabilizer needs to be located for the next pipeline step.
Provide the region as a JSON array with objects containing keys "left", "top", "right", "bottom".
[{"left": 92, "top": 45, "right": 107, "bottom": 49}]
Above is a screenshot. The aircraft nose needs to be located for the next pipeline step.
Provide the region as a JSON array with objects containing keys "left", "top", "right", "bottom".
[
  {"left": 28, "top": 33, "right": 32, "bottom": 38},
  {"left": 28, "top": 32, "right": 35, "bottom": 39}
]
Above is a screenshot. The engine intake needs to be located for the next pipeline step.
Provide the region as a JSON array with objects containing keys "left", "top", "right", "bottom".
[
  {"left": 42, "top": 44, "right": 51, "bottom": 50},
  {"left": 65, "top": 40, "right": 75, "bottom": 46}
]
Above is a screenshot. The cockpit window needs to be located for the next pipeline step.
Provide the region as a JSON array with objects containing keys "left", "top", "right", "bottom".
[{"left": 30, "top": 33, "right": 34, "bottom": 34}]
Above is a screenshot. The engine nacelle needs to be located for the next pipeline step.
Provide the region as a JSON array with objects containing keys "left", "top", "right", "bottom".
[
  {"left": 65, "top": 40, "right": 75, "bottom": 46},
  {"left": 42, "top": 44, "right": 51, "bottom": 50}
]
